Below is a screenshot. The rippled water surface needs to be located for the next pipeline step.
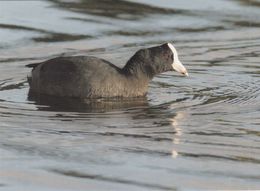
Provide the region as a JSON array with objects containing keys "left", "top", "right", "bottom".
[{"left": 1, "top": 0, "right": 260, "bottom": 190}]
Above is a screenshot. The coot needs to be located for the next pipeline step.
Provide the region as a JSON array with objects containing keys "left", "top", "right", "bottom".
[{"left": 27, "top": 43, "right": 188, "bottom": 98}]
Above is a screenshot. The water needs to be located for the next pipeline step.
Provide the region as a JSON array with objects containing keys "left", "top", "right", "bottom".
[{"left": 0, "top": 0, "right": 260, "bottom": 190}]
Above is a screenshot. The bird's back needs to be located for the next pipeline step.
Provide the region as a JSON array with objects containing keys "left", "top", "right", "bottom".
[{"left": 29, "top": 56, "right": 127, "bottom": 98}]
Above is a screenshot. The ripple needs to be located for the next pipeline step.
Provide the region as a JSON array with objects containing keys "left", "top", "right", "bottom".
[
  {"left": 50, "top": 169, "right": 176, "bottom": 191},
  {"left": 0, "top": 23, "right": 92, "bottom": 43},
  {"left": 222, "top": 79, "right": 260, "bottom": 105},
  {"left": 180, "top": 152, "right": 260, "bottom": 164},
  {"left": 50, "top": 0, "right": 184, "bottom": 20}
]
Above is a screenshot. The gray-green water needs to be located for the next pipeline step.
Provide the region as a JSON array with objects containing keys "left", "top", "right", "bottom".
[{"left": 0, "top": 0, "right": 260, "bottom": 190}]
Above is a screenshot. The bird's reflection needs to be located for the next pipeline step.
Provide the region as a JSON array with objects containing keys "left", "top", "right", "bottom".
[{"left": 28, "top": 92, "right": 149, "bottom": 113}]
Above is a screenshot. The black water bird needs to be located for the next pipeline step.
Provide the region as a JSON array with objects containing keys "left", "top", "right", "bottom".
[{"left": 27, "top": 43, "right": 188, "bottom": 98}]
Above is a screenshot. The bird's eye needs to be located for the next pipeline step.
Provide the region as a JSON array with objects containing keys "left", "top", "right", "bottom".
[{"left": 171, "top": 54, "right": 174, "bottom": 61}]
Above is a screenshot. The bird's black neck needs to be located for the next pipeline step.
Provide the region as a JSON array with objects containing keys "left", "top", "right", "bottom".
[{"left": 122, "top": 49, "right": 156, "bottom": 80}]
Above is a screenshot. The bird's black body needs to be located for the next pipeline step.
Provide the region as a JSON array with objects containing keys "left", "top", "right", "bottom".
[{"left": 27, "top": 43, "right": 176, "bottom": 98}]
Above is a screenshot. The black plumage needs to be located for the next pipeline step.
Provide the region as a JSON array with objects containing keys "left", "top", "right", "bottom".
[{"left": 27, "top": 43, "right": 181, "bottom": 98}]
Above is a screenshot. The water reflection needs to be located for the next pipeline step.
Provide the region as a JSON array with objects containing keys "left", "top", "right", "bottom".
[
  {"left": 170, "top": 111, "right": 186, "bottom": 159},
  {"left": 28, "top": 93, "right": 149, "bottom": 112}
]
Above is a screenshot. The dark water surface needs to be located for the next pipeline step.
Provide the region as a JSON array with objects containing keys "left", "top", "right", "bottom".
[{"left": 1, "top": 0, "right": 260, "bottom": 190}]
